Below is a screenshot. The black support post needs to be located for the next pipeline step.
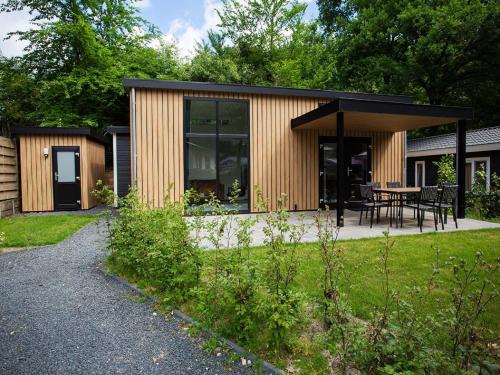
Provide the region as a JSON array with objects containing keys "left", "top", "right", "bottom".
[
  {"left": 456, "top": 119, "right": 466, "bottom": 218},
  {"left": 337, "top": 112, "right": 345, "bottom": 226}
]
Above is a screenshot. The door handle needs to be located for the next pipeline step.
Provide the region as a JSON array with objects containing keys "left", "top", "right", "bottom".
[
  {"left": 54, "top": 172, "right": 58, "bottom": 181},
  {"left": 76, "top": 176, "right": 80, "bottom": 181},
  {"left": 347, "top": 167, "right": 352, "bottom": 176}
]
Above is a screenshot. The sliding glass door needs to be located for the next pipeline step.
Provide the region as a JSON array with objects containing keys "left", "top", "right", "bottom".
[
  {"left": 319, "top": 137, "right": 371, "bottom": 209},
  {"left": 185, "top": 98, "right": 249, "bottom": 210}
]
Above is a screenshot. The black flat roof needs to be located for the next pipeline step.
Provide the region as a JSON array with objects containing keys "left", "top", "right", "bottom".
[
  {"left": 123, "top": 78, "right": 414, "bottom": 103},
  {"left": 12, "top": 127, "right": 108, "bottom": 145},
  {"left": 106, "top": 126, "right": 130, "bottom": 134},
  {"left": 291, "top": 98, "right": 473, "bottom": 132}
]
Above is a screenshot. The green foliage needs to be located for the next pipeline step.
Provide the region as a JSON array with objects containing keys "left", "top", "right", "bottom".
[
  {"left": 434, "top": 154, "right": 456, "bottom": 186},
  {"left": 188, "top": 181, "right": 261, "bottom": 343},
  {"left": 254, "top": 187, "right": 307, "bottom": 355},
  {"left": 317, "top": 0, "right": 500, "bottom": 136},
  {"left": 0, "top": 0, "right": 184, "bottom": 132},
  {"left": 467, "top": 168, "right": 500, "bottom": 219},
  {"left": 444, "top": 253, "right": 499, "bottom": 371},
  {"left": 107, "top": 191, "right": 201, "bottom": 304},
  {"left": 91, "top": 179, "right": 116, "bottom": 206}
]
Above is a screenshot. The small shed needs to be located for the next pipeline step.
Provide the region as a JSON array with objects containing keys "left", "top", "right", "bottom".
[
  {"left": 12, "top": 127, "right": 107, "bottom": 212},
  {"left": 106, "top": 126, "right": 131, "bottom": 198}
]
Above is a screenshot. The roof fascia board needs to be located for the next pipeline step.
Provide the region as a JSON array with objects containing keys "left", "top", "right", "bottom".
[
  {"left": 123, "top": 78, "right": 414, "bottom": 103},
  {"left": 12, "top": 127, "right": 108, "bottom": 145},
  {"left": 291, "top": 100, "right": 340, "bottom": 129},
  {"left": 337, "top": 98, "right": 473, "bottom": 119}
]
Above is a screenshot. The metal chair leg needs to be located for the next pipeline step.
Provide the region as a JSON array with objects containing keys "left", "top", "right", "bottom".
[
  {"left": 439, "top": 208, "right": 445, "bottom": 230},
  {"left": 452, "top": 207, "right": 458, "bottom": 228},
  {"left": 359, "top": 207, "right": 363, "bottom": 225},
  {"left": 370, "top": 207, "right": 374, "bottom": 228}
]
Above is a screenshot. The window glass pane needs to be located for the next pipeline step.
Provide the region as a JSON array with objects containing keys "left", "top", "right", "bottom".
[
  {"left": 218, "top": 138, "right": 249, "bottom": 210},
  {"left": 186, "top": 137, "right": 217, "bottom": 201},
  {"left": 57, "top": 151, "right": 76, "bottom": 183},
  {"left": 219, "top": 101, "right": 249, "bottom": 134},
  {"left": 187, "top": 100, "right": 216, "bottom": 133},
  {"left": 416, "top": 163, "right": 423, "bottom": 187},
  {"left": 465, "top": 162, "right": 472, "bottom": 191},
  {"left": 322, "top": 143, "right": 337, "bottom": 204}
]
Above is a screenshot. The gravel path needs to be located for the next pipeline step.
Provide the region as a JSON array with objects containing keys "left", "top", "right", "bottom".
[{"left": 0, "top": 222, "right": 249, "bottom": 375}]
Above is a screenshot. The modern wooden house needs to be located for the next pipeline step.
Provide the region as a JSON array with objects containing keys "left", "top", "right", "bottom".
[
  {"left": 407, "top": 126, "right": 500, "bottom": 190},
  {"left": 123, "top": 79, "right": 473, "bottom": 225},
  {"left": 13, "top": 127, "right": 106, "bottom": 212}
]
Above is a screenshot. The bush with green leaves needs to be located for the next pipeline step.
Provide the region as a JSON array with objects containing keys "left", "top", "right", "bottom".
[
  {"left": 434, "top": 154, "right": 456, "bottom": 185},
  {"left": 107, "top": 191, "right": 201, "bottom": 304},
  {"left": 314, "top": 226, "right": 499, "bottom": 374},
  {"left": 91, "top": 179, "right": 116, "bottom": 206},
  {"left": 467, "top": 166, "right": 500, "bottom": 219},
  {"left": 188, "top": 181, "right": 261, "bottom": 344},
  {"left": 254, "top": 187, "right": 307, "bottom": 355}
]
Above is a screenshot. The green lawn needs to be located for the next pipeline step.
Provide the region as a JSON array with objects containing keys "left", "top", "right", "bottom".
[
  {"left": 243, "top": 228, "right": 500, "bottom": 331},
  {"left": 0, "top": 214, "right": 96, "bottom": 249}
]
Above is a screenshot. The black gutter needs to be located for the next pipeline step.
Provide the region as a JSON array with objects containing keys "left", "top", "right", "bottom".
[
  {"left": 11, "top": 127, "right": 109, "bottom": 145},
  {"left": 123, "top": 78, "right": 414, "bottom": 104},
  {"left": 291, "top": 99, "right": 474, "bottom": 129}
]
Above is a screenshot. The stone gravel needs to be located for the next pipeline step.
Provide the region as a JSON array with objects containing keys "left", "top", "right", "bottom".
[{"left": 0, "top": 221, "right": 250, "bottom": 375}]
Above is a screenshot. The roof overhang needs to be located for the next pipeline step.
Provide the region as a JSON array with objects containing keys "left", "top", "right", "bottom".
[
  {"left": 291, "top": 99, "right": 473, "bottom": 132},
  {"left": 123, "top": 78, "right": 414, "bottom": 103},
  {"left": 106, "top": 126, "right": 130, "bottom": 135},
  {"left": 12, "top": 127, "right": 109, "bottom": 145}
]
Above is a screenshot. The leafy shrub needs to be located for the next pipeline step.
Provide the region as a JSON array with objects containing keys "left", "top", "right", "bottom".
[
  {"left": 467, "top": 168, "right": 500, "bottom": 219},
  {"left": 254, "top": 187, "right": 307, "bottom": 355},
  {"left": 91, "top": 179, "right": 116, "bottom": 206},
  {"left": 314, "top": 222, "right": 499, "bottom": 374},
  {"left": 107, "top": 191, "right": 200, "bottom": 304},
  {"left": 434, "top": 154, "right": 456, "bottom": 185},
  {"left": 189, "top": 181, "right": 261, "bottom": 343}
]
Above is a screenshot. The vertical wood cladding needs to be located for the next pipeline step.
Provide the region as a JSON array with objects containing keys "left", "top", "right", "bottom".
[
  {"left": 132, "top": 89, "right": 404, "bottom": 211},
  {"left": 19, "top": 135, "right": 105, "bottom": 212}
]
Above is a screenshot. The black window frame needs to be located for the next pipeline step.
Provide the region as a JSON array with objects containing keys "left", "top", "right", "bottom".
[{"left": 184, "top": 96, "right": 251, "bottom": 212}]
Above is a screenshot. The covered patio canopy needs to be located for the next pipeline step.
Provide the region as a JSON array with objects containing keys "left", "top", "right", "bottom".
[{"left": 291, "top": 98, "right": 474, "bottom": 226}]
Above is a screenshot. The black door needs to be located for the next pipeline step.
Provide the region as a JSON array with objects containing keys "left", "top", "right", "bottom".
[
  {"left": 319, "top": 137, "right": 371, "bottom": 209},
  {"left": 53, "top": 147, "right": 81, "bottom": 210}
]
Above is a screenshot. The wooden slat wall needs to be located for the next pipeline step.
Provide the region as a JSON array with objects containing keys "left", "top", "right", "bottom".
[
  {"left": 132, "top": 89, "right": 404, "bottom": 211},
  {"left": 19, "top": 135, "right": 105, "bottom": 212},
  {"left": 0, "top": 136, "right": 19, "bottom": 216},
  {"left": 85, "top": 139, "right": 106, "bottom": 208}
]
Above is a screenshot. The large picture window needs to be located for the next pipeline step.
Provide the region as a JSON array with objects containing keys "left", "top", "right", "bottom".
[{"left": 185, "top": 98, "right": 249, "bottom": 210}]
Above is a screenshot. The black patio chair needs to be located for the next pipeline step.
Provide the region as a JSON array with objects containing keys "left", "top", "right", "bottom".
[
  {"left": 438, "top": 185, "right": 458, "bottom": 230},
  {"left": 385, "top": 181, "right": 401, "bottom": 218},
  {"left": 366, "top": 182, "right": 382, "bottom": 218},
  {"left": 406, "top": 186, "right": 439, "bottom": 232},
  {"left": 359, "top": 184, "right": 389, "bottom": 228}
]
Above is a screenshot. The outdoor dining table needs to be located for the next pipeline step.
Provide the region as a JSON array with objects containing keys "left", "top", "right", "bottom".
[{"left": 372, "top": 187, "right": 421, "bottom": 228}]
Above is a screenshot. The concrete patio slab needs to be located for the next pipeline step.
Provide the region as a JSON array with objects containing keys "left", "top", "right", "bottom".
[{"left": 188, "top": 209, "right": 500, "bottom": 249}]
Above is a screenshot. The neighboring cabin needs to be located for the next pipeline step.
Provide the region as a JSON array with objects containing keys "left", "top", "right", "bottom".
[{"left": 407, "top": 126, "right": 500, "bottom": 190}]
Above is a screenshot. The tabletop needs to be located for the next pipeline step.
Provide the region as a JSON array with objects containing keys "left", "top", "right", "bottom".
[{"left": 373, "top": 187, "right": 421, "bottom": 194}]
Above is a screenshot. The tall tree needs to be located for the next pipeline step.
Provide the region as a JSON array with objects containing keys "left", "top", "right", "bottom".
[
  {"left": 0, "top": 0, "right": 183, "bottom": 132},
  {"left": 215, "top": 0, "right": 308, "bottom": 84},
  {"left": 317, "top": 0, "right": 500, "bottom": 136}
]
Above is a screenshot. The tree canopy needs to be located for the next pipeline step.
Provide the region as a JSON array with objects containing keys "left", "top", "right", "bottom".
[{"left": 0, "top": 0, "right": 498, "bottom": 138}]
